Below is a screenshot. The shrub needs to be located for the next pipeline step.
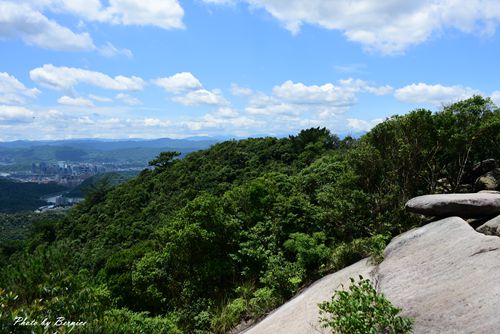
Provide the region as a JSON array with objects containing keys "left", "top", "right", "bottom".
[{"left": 318, "top": 276, "right": 413, "bottom": 334}]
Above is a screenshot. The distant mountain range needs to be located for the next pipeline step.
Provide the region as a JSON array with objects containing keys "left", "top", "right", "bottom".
[{"left": 0, "top": 137, "right": 220, "bottom": 170}]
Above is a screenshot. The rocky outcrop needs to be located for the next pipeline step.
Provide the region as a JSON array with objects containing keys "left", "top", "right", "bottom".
[
  {"left": 378, "top": 217, "right": 500, "bottom": 334},
  {"left": 405, "top": 193, "right": 500, "bottom": 218},
  {"left": 242, "top": 217, "right": 500, "bottom": 334},
  {"left": 464, "top": 159, "right": 497, "bottom": 183},
  {"left": 476, "top": 215, "right": 500, "bottom": 236}
]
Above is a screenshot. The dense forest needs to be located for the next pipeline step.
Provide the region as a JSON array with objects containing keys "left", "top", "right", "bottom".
[
  {"left": 0, "top": 179, "right": 67, "bottom": 213},
  {"left": 65, "top": 171, "right": 139, "bottom": 198},
  {"left": 1, "top": 96, "right": 499, "bottom": 333}
]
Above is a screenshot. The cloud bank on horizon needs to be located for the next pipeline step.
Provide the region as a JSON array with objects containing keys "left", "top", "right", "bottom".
[{"left": 0, "top": 0, "right": 499, "bottom": 140}]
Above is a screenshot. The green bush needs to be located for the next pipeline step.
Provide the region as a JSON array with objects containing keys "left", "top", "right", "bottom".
[{"left": 318, "top": 276, "right": 413, "bottom": 334}]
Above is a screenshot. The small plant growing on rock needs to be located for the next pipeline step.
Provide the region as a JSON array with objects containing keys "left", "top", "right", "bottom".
[{"left": 318, "top": 276, "right": 413, "bottom": 334}]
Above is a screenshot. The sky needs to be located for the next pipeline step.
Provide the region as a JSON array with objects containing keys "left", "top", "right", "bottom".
[{"left": 1, "top": 0, "right": 500, "bottom": 140}]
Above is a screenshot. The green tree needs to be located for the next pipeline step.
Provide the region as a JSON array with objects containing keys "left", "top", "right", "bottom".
[
  {"left": 148, "top": 151, "right": 180, "bottom": 169},
  {"left": 319, "top": 276, "right": 413, "bottom": 334}
]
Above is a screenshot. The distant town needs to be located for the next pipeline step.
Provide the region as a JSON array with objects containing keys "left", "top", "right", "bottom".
[{"left": 4, "top": 161, "right": 146, "bottom": 186}]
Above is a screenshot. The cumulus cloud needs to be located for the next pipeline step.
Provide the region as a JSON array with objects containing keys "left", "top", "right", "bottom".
[
  {"left": 0, "top": 0, "right": 184, "bottom": 52},
  {"left": 20, "top": 0, "right": 185, "bottom": 30},
  {"left": 394, "top": 83, "right": 480, "bottom": 105},
  {"left": 245, "top": 93, "right": 295, "bottom": 115},
  {"left": 0, "top": 1, "right": 95, "bottom": 51},
  {"left": 246, "top": 79, "right": 391, "bottom": 117},
  {"left": 57, "top": 96, "right": 94, "bottom": 107},
  {"left": 88, "top": 94, "right": 113, "bottom": 102},
  {"left": 246, "top": 97, "right": 294, "bottom": 116},
  {"left": 0, "top": 105, "right": 34, "bottom": 122},
  {"left": 346, "top": 118, "right": 384, "bottom": 132},
  {"left": 0, "top": 72, "right": 40, "bottom": 104},
  {"left": 172, "top": 89, "right": 229, "bottom": 106},
  {"left": 30, "top": 64, "right": 145, "bottom": 91},
  {"left": 273, "top": 80, "right": 357, "bottom": 105},
  {"left": 115, "top": 93, "right": 141, "bottom": 106},
  {"left": 153, "top": 72, "right": 202, "bottom": 93},
  {"left": 100, "top": 0, "right": 184, "bottom": 29},
  {"left": 205, "top": 0, "right": 500, "bottom": 54},
  {"left": 491, "top": 91, "right": 500, "bottom": 106}
]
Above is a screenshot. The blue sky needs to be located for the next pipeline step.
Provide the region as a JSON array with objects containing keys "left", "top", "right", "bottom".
[{"left": 1, "top": 0, "right": 500, "bottom": 140}]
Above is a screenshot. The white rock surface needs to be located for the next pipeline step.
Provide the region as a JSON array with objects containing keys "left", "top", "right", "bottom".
[
  {"left": 405, "top": 193, "right": 500, "bottom": 217},
  {"left": 242, "top": 217, "right": 500, "bottom": 334},
  {"left": 242, "top": 258, "right": 375, "bottom": 334},
  {"left": 378, "top": 217, "right": 500, "bottom": 334}
]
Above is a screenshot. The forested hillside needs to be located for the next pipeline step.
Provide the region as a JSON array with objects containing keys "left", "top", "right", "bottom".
[
  {"left": 1, "top": 96, "right": 499, "bottom": 333},
  {"left": 0, "top": 179, "right": 67, "bottom": 213}
]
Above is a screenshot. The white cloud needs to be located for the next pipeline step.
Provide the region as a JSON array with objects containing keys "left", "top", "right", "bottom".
[
  {"left": 0, "top": 1, "right": 95, "bottom": 51},
  {"left": 101, "top": 0, "right": 184, "bottom": 29},
  {"left": 98, "top": 42, "right": 133, "bottom": 58},
  {"left": 0, "top": 0, "right": 184, "bottom": 53},
  {"left": 153, "top": 72, "right": 202, "bottom": 93},
  {"left": 115, "top": 93, "right": 141, "bottom": 105},
  {"left": 0, "top": 105, "right": 34, "bottom": 122},
  {"left": 57, "top": 95, "right": 94, "bottom": 107},
  {"left": 30, "top": 64, "right": 145, "bottom": 91},
  {"left": 184, "top": 113, "right": 260, "bottom": 131},
  {"left": 143, "top": 117, "right": 171, "bottom": 127},
  {"left": 491, "top": 91, "right": 500, "bottom": 106},
  {"left": 88, "top": 94, "right": 113, "bottom": 102},
  {"left": 22, "top": 0, "right": 185, "bottom": 30},
  {"left": 245, "top": 93, "right": 295, "bottom": 115},
  {"left": 205, "top": 0, "right": 500, "bottom": 54},
  {"left": 246, "top": 79, "right": 391, "bottom": 117},
  {"left": 213, "top": 107, "right": 239, "bottom": 118},
  {"left": 339, "top": 78, "right": 394, "bottom": 96},
  {"left": 0, "top": 72, "right": 40, "bottom": 104},
  {"left": 346, "top": 118, "right": 383, "bottom": 132},
  {"left": 273, "top": 80, "right": 357, "bottom": 105},
  {"left": 394, "top": 83, "right": 480, "bottom": 105},
  {"left": 172, "top": 89, "right": 229, "bottom": 106},
  {"left": 230, "top": 83, "right": 253, "bottom": 96}
]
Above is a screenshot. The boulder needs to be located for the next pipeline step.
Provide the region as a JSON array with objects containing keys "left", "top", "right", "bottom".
[
  {"left": 405, "top": 193, "right": 500, "bottom": 217},
  {"left": 476, "top": 215, "right": 500, "bottom": 237},
  {"left": 474, "top": 168, "right": 500, "bottom": 191},
  {"left": 463, "top": 159, "right": 497, "bottom": 183},
  {"left": 242, "top": 217, "right": 500, "bottom": 334}
]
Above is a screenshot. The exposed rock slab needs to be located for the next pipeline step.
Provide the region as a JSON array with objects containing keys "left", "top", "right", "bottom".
[
  {"left": 241, "top": 258, "right": 375, "bottom": 334},
  {"left": 477, "top": 215, "right": 500, "bottom": 236},
  {"left": 405, "top": 193, "right": 500, "bottom": 217},
  {"left": 378, "top": 217, "right": 500, "bottom": 334},
  {"left": 242, "top": 217, "right": 500, "bottom": 334}
]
